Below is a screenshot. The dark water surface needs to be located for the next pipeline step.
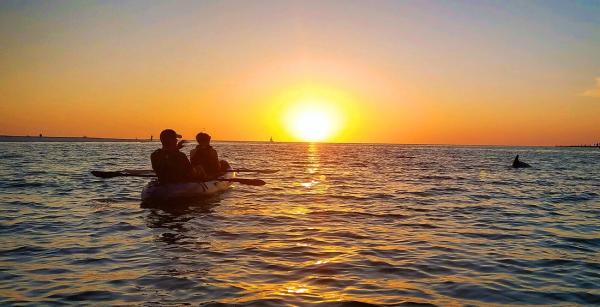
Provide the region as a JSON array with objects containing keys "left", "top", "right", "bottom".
[{"left": 1, "top": 142, "right": 599, "bottom": 306}]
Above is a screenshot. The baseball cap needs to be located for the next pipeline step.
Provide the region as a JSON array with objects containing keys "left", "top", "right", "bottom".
[{"left": 159, "top": 129, "right": 182, "bottom": 141}]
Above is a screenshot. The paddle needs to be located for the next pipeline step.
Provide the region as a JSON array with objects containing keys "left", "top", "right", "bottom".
[
  {"left": 92, "top": 171, "right": 155, "bottom": 178},
  {"left": 227, "top": 169, "right": 279, "bottom": 174},
  {"left": 122, "top": 169, "right": 278, "bottom": 174},
  {"left": 91, "top": 171, "right": 266, "bottom": 186},
  {"left": 214, "top": 178, "right": 266, "bottom": 186}
]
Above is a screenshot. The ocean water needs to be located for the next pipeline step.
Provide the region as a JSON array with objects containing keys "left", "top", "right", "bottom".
[{"left": 1, "top": 142, "right": 599, "bottom": 306}]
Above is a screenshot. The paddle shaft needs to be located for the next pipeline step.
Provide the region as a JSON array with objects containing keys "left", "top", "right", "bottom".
[
  {"left": 122, "top": 169, "right": 278, "bottom": 174},
  {"left": 91, "top": 171, "right": 265, "bottom": 186}
]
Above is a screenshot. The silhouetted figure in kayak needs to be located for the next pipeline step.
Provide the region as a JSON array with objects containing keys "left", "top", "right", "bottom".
[
  {"left": 512, "top": 155, "right": 531, "bottom": 168},
  {"left": 190, "top": 132, "right": 229, "bottom": 179},
  {"left": 151, "top": 129, "right": 195, "bottom": 184}
]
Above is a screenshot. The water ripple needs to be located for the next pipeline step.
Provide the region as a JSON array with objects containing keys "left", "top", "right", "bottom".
[{"left": 0, "top": 142, "right": 599, "bottom": 305}]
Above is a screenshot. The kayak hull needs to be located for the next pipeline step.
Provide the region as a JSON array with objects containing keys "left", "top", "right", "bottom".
[{"left": 141, "top": 171, "right": 235, "bottom": 202}]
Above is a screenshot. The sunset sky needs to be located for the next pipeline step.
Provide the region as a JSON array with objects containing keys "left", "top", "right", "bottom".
[{"left": 1, "top": 0, "right": 599, "bottom": 145}]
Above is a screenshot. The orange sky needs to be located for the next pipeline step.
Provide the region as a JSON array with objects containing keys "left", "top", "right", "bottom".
[{"left": 1, "top": 1, "right": 599, "bottom": 145}]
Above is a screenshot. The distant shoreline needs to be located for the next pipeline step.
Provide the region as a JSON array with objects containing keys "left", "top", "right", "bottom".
[
  {"left": 555, "top": 145, "right": 600, "bottom": 148},
  {"left": 0, "top": 135, "right": 155, "bottom": 143}
]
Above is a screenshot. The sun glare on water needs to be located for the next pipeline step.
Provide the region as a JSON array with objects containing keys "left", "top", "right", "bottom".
[{"left": 285, "top": 102, "right": 340, "bottom": 142}]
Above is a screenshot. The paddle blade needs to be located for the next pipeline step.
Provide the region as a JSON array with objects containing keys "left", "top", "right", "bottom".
[
  {"left": 91, "top": 171, "right": 122, "bottom": 178},
  {"left": 91, "top": 170, "right": 156, "bottom": 178},
  {"left": 219, "top": 178, "right": 266, "bottom": 186},
  {"left": 227, "top": 169, "right": 279, "bottom": 174},
  {"left": 252, "top": 169, "right": 278, "bottom": 174}
]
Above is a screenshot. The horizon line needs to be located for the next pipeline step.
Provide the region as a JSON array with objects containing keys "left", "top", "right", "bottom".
[{"left": 1, "top": 134, "right": 598, "bottom": 148}]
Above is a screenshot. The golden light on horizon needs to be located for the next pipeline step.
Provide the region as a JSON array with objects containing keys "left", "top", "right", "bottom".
[{"left": 284, "top": 100, "right": 341, "bottom": 142}]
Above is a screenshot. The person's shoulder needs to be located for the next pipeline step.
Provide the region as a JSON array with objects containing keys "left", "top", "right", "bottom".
[
  {"left": 150, "top": 149, "right": 164, "bottom": 164},
  {"left": 151, "top": 148, "right": 163, "bottom": 156},
  {"left": 175, "top": 150, "right": 189, "bottom": 159}
]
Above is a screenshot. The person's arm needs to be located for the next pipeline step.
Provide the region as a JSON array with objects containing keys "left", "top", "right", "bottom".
[
  {"left": 179, "top": 152, "right": 196, "bottom": 180},
  {"left": 151, "top": 151, "right": 165, "bottom": 181},
  {"left": 210, "top": 148, "right": 220, "bottom": 172},
  {"left": 201, "top": 148, "right": 220, "bottom": 178},
  {"left": 193, "top": 165, "right": 208, "bottom": 180},
  {"left": 189, "top": 148, "right": 196, "bottom": 162}
]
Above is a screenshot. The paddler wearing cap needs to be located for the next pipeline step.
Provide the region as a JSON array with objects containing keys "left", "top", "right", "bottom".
[{"left": 150, "top": 129, "right": 196, "bottom": 184}]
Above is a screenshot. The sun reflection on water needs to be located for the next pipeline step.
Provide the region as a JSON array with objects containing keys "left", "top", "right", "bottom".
[
  {"left": 284, "top": 285, "right": 309, "bottom": 294},
  {"left": 295, "top": 143, "right": 329, "bottom": 193}
]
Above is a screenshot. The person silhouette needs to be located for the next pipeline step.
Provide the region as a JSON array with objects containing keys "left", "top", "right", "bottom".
[
  {"left": 190, "top": 132, "right": 229, "bottom": 179},
  {"left": 150, "top": 129, "right": 195, "bottom": 184}
]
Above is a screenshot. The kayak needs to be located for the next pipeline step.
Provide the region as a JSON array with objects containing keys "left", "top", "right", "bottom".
[{"left": 141, "top": 170, "right": 236, "bottom": 202}]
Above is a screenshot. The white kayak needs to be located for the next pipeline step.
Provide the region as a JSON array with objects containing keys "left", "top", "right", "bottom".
[{"left": 141, "top": 170, "right": 236, "bottom": 202}]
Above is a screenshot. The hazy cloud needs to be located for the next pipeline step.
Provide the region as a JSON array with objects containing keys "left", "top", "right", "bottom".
[{"left": 581, "top": 77, "right": 600, "bottom": 98}]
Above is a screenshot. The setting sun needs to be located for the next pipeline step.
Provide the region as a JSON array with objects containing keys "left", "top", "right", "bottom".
[
  {"left": 284, "top": 101, "right": 341, "bottom": 142},
  {"left": 290, "top": 108, "right": 333, "bottom": 141}
]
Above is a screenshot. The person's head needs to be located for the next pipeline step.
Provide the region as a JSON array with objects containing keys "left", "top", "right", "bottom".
[
  {"left": 159, "top": 129, "right": 181, "bottom": 149},
  {"left": 196, "top": 132, "right": 211, "bottom": 145}
]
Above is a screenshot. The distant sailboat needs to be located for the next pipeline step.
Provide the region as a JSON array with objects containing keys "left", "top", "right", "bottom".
[{"left": 270, "top": 136, "right": 274, "bottom": 143}]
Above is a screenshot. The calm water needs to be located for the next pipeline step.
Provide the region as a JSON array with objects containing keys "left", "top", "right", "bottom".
[{"left": 1, "top": 142, "right": 599, "bottom": 306}]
